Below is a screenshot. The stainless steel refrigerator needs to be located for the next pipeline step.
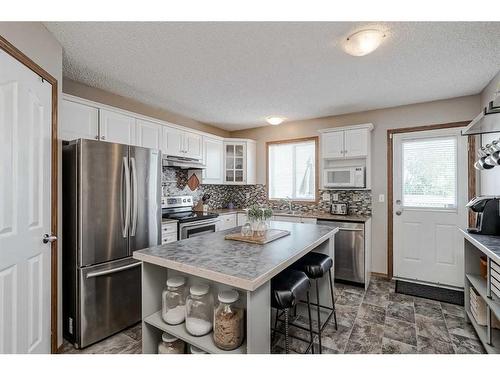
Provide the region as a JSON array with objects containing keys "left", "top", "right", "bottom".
[{"left": 62, "top": 139, "right": 161, "bottom": 348}]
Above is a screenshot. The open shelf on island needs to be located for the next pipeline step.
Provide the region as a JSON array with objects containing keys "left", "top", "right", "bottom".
[
  {"left": 144, "top": 310, "right": 247, "bottom": 354},
  {"left": 465, "top": 273, "right": 500, "bottom": 319},
  {"left": 466, "top": 309, "right": 500, "bottom": 354}
]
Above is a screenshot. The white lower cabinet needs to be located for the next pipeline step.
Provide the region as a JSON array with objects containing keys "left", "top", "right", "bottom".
[
  {"left": 216, "top": 213, "right": 237, "bottom": 231},
  {"left": 237, "top": 213, "right": 248, "bottom": 226},
  {"left": 162, "top": 222, "right": 178, "bottom": 244}
]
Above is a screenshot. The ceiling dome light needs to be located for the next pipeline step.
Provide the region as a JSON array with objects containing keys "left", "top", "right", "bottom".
[
  {"left": 266, "top": 116, "right": 285, "bottom": 125},
  {"left": 343, "top": 29, "right": 385, "bottom": 57}
]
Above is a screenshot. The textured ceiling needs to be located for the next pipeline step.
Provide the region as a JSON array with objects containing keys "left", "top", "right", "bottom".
[{"left": 45, "top": 22, "right": 500, "bottom": 131}]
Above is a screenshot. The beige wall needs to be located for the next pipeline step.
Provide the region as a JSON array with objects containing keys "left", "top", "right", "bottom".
[
  {"left": 481, "top": 70, "right": 500, "bottom": 107},
  {"left": 63, "top": 78, "right": 230, "bottom": 138},
  {"left": 0, "top": 22, "right": 64, "bottom": 348},
  {"left": 231, "top": 95, "right": 481, "bottom": 274}
]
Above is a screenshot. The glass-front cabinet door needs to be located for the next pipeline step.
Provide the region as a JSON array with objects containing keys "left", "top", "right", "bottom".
[{"left": 224, "top": 142, "right": 246, "bottom": 184}]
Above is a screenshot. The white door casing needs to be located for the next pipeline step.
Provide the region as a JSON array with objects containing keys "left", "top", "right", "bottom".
[
  {"left": 393, "top": 128, "right": 467, "bottom": 288},
  {"left": 0, "top": 49, "right": 52, "bottom": 353}
]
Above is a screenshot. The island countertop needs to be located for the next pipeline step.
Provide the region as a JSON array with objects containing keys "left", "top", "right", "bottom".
[{"left": 133, "top": 221, "right": 338, "bottom": 291}]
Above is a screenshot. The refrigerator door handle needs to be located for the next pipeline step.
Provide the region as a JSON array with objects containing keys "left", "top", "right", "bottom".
[
  {"left": 130, "top": 157, "right": 138, "bottom": 237},
  {"left": 85, "top": 261, "right": 141, "bottom": 279},
  {"left": 122, "top": 156, "right": 131, "bottom": 238}
]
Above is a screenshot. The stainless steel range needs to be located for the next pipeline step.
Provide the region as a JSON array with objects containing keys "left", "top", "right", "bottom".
[{"left": 162, "top": 196, "right": 219, "bottom": 239}]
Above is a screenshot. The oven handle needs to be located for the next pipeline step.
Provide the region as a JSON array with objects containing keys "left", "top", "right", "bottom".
[{"left": 180, "top": 218, "right": 220, "bottom": 228}]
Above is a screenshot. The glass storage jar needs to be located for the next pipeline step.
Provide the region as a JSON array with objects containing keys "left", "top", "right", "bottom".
[
  {"left": 213, "top": 290, "right": 245, "bottom": 350},
  {"left": 185, "top": 283, "right": 214, "bottom": 336},
  {"left": 162, "top": 276, "right": 188, "bottom": 325},
  {"left": 158, "top": 332, "right": 185, "bottom": 354}
]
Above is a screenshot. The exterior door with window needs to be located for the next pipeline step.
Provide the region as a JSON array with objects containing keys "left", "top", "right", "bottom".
[{"left": 393, "top": 128, "right": 467, "bottom": 288}]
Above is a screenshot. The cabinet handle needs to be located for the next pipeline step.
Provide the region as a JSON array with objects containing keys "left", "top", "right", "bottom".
[
  {"left": 95, "top": 135, "right": 99, "bottom": 140},
  {"left": 101, "top": 136, "right": 105, "bottom": 140}
]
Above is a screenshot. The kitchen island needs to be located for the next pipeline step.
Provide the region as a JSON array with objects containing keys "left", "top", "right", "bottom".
[{"left": 133, "top": 221, "right": 338, "bottom": 354}]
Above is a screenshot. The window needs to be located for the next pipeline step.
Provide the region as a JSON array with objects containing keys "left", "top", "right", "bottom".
[
  {"left": 402, "top": 136, "right": 457, "bottom": 209},
  {"left": 267, "top": 138, "right": 317, "bottom": 201}
]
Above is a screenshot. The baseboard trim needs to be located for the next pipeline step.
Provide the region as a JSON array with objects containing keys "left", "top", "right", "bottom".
[{"left": 371, "top": 272, "right": 389, "bottom": 279}]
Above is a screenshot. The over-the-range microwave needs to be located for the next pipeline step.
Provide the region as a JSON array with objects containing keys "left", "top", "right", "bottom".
[{"left": 323, "top": 166, "right": 365, "bottom": 188}]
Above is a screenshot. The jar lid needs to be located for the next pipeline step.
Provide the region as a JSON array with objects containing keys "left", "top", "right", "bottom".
[
  {"left": 218, "top": 290, "right": 239, "bottom": 304},
  {"left": 161, "top": 332, "right": 178, "bottom": 343},
  {"left": 190, "top": 345, "right": 207, "bottom": 354},
  {"left": 166, "top": 276, "right": 186, "bottom": 288},
  {"left": 190, "top": 283, "right": 210, "bottom": 296}
]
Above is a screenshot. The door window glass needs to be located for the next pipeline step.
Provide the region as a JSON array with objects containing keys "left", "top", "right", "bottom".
[{"left": 402, "top": 136, "right": 457, "bottom": 209}]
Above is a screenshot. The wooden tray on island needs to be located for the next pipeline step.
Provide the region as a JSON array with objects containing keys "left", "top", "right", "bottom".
[{"left": 225, "top": 229, "right": 291, "bottom": 244}]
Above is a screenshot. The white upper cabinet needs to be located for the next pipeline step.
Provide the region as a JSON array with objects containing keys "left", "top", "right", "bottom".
[
  {"left": 162, "top": 126, "right": 203, "bottom": 160},
  {"left": 99, "top": 109, "right": 136, "bottom": 145},
  {"left": 60, "top": 100, "right": 99, "bottom": 141},
  {"left": 162, "top": 126, "right": 184, "bottom": 157},
  {"left": 344, "top": 128, "right": 369, "bottom": 158},
  {"left": 223, "top": 139, "right": 256, "bottom": 185},
  {"left": 184, "top": 131, "right": 203, "bottom": 160},
  {"left": 321, "top": 131, "right": 345, "bottom": 159},
  {"left": 202, "top": 137, "right": 224, "bottom": 184},
  {"left": 136, "top": 119, "right": 162, "bottom": 150},
  {"left": 320, "top": 124, "right": 372, "bottom": 160}
]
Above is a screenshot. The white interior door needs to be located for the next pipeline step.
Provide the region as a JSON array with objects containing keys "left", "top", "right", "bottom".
[
  {"left": 0, "top": 50, "right": 53, "bottom": 353},
  {"left": 393, "top": 128, "right": 468, "bottom": 288}
]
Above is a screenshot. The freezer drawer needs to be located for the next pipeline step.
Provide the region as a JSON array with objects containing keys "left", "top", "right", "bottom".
[{"left": 78, "top": 257, "right": 141, "bottom": 348}]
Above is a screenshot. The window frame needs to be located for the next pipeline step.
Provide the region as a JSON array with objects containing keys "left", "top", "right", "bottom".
[{"left": 266, "top": 136, "right": 319, "bottom": 203}]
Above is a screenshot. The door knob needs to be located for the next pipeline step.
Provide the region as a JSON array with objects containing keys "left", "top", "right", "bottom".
[
  {"left": 395, "top": 211, "right": 402, "bottom": 216},
  {"left": 43, "top": 234, "right": 58, "bottom": 244}
]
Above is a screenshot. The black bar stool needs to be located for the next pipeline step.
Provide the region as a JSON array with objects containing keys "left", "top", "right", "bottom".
[
  {"left": 291, "top": 252, "right": 337, "bottom": 354},
  {"left": 271, "top": 269, "right": 314, "bottom": 354}
]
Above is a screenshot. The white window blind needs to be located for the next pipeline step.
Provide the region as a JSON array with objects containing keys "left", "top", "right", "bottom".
[
  {"left": 268, "top": 140, "right": 316, "bottom": 201},
  {"left": 402, "top": 136, "right": 457, "bottom": 209}
]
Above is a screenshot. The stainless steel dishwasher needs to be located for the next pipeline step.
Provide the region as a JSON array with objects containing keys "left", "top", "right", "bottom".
[{"left": 317, "top": 220, "right": 365, "bottom": 285}]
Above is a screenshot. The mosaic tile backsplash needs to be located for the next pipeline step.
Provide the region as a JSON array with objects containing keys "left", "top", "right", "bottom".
[{"left": 162, "top": 167, "right": 372, "bottom": 215}]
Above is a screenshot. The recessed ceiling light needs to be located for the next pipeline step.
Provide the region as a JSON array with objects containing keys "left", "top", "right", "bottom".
[
  {"left": 343, "top": 29, "right": 386, "bottom": 57},
  {"left": 266, "top": 116, "right": 286, "bottom": 126}
]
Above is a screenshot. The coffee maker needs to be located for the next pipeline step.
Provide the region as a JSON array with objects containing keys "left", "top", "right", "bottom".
[{"left": 466, "top": 196, "right": 500, "bottom": 235}]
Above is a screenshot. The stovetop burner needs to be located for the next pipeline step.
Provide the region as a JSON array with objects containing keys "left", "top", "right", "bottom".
[{"left": 162, "top": 195, "right": 219, "bottom": 223}]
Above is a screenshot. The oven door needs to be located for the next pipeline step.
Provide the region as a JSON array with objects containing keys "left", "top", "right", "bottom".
[
  {"left": 179, "top": 218, "right": 219, "bottom": 240},
  {"left": 324, "top": 168, "right": 354, "bottom": 187}
]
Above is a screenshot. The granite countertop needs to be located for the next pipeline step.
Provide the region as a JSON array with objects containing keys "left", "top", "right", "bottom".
[
  {"left": 202, "top": 208, "right": 371, "bottom": 223},
  {"left": 133, "top": 221, "right": 338, "bottom": 291},
  {"left": 460, "top": 228, "right": 500, "bottom": 263}
]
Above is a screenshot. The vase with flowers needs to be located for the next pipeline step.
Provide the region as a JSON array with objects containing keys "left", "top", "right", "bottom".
[{"left": 247, "top": 205, "right": 273, "bottom": 237}]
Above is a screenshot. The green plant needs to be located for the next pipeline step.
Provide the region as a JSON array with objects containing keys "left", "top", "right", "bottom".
[{"left": 247, "top": 205, "right": 273, "bottom": 221}]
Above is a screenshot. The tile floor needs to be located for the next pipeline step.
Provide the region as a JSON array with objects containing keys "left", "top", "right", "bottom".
[
  {"left": 271, "top": 277, "right": 485, "bottom": 354},
  {"left": 59, "top": 324, "right": 142, "bottom": 354},
  {"left": 59, "top": 277, "right": 485, "bottom": 354}
]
